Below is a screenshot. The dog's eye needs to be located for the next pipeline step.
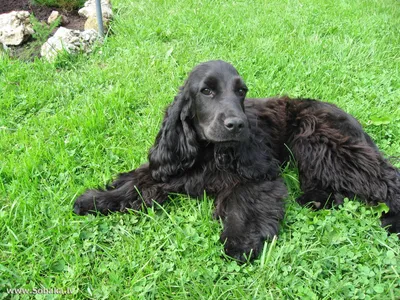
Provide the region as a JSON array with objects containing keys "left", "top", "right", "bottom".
[
  {"left": 201, "top": 88, "right": 213, "bottom": 96},
  {"left": 237, "top": 88, "right": 247, "bottom": 97}
]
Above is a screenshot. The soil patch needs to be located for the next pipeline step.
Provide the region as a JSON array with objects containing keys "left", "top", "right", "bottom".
[{"left": 1, "top": 0, "right": 86, "bottom": 30}]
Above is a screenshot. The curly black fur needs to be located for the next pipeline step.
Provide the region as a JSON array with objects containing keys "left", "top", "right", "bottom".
[{"left": 74, "top": 60, "right": 400, "bottom": 261}]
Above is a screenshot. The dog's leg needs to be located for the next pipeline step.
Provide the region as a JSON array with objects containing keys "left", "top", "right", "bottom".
[
  {"left": 379, "top": 166, "right": 400, "bottom": 235},
  {"left": 217, "top": 179, "right": 287, "bottom": 261},
  {"left": 73, "top": 164, "right": 171, "bottom": 215},
  {"left": 381, "top": 211, "right": 400, "bottom": 234},
  {"left": 292, "top": 132, "right": 400, "bottom": 235}
]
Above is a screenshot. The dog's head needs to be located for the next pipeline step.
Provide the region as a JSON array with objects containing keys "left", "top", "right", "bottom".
[
  {"left": 149, "top": 60, "right": 253, "bottom": 181},
  {"left": 186, "top": 60, "right": 249, "bottom": 143}
]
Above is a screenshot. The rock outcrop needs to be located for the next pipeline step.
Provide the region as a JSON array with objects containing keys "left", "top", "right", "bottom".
[
  {"left": 0, "top": 0, "right": 112, "bottom": 60},
  {"left": 78, "top": 0, "right": 113, "bottom": 20},
  {"left": 84, "top": 16, "right": 110, "bottom": 31},
  {"left": 40, "top": 27, "right": 100, "bottom": 62},
  {"left": 0, "top": 11, "right": 34, "bottom": 46}
]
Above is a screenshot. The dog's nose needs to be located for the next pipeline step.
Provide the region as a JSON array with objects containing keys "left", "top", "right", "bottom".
[{"left": 224, "top": 117, "right": 245, "bottom": 133}]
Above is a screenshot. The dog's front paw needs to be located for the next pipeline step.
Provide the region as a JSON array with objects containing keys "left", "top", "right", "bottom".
[
  {"left": 73, "top": 189, "right": 127, "bottom": 215},
  {"left": 73, "top": 187, "right": 145, "bottom": 215},
  {"left": 73, "top": 190, "right": 104, "bottom": 215},
  {"left": 220, "top": 233, "right": 263, "bottom": 262},
  {"left": 73, "top": 191, "right": 95, "bottom": 215}
]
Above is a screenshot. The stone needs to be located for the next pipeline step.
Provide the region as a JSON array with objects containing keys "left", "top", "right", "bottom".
[
  {"left": 0, "top": 11, "right": 34, "bottom": 46},
  {"left": 47, "top": 11, "right": 70, "bottom": 26},
  {"left": 40, "top": 27, "right": 100, "bottom": 62},
  {"left": 61, "top": 15, "right": 70, "bottom": 26},
  {"left": 47, "top": 11, "right": 60, "bottom": 24},
  {"left": 84, "top": 16, "right": 109, "bottom": 32},
  {"left": 78, "top": 0, "right": 113, "bottom": 20}
]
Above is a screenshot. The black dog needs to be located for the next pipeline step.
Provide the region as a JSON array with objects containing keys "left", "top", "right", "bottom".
[{"left": 74, "top": 60, "right": 400, "bottom": 261}]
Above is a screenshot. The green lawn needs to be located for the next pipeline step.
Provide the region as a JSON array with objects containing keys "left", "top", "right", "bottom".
[{"left": 1, "top": 0, "right": 400, "bottom": 298}]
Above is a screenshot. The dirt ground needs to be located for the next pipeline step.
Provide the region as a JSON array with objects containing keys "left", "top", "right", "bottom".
[{"left": 1, "top": 0, "right": 86, "bottom": 30}]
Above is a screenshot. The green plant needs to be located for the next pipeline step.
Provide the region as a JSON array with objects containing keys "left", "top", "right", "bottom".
[
  {"left": 30, "top": 0, "right": 85, "bottom": 11},
  {"left": 30, "top": 15, "right": 60, "bottom": 42},
  {"left": 11, "top": 15, "right": 60, "bottom": 61}
]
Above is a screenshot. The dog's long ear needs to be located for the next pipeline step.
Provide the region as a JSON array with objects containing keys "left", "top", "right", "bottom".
[{"left": 148, "top": 85, "right": 199, "bottom": 182}]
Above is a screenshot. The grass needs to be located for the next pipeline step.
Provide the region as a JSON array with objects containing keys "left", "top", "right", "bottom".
[{"left": 1, "top": 0, "right": 400, "bottom": 298}]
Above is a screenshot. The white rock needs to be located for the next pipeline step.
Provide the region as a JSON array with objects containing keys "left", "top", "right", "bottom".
[
  {"left": 84, "top": 16, "right": 110, "bottom": 32},
  {"left": 40, "top": 27, "right": 100, "bottom": 61},
  {"left": 78, "top": 0, "right": 113, "bottom": 20},
  {"left": 0, "top": 11, "right": 34, "bottom": 46},
  {"left": 47, "top": 11, "right": 60, "bottom": 24},
  {"left": 47, "top": 10, "right": 69, "bottom": 26}
]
